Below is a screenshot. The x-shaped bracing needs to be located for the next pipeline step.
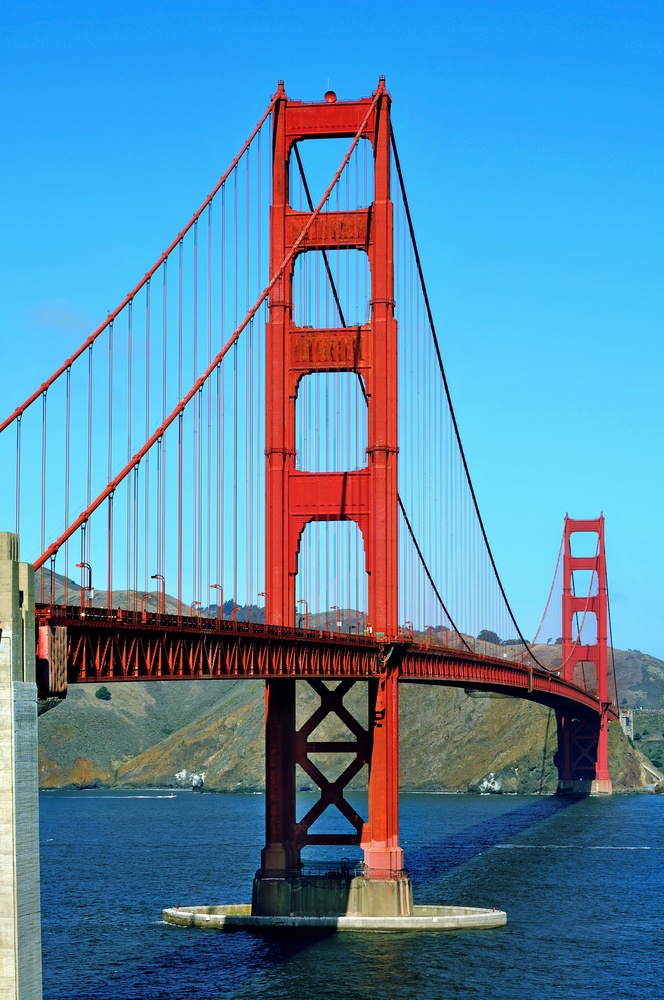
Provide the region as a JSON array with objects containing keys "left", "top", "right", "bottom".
[{"left": 293, "top": 679, "right": 370, "bottom": 848}]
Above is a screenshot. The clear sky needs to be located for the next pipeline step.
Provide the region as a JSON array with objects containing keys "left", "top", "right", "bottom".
[{"left": 2, "top": 1, "right": 662, "bottom": 657}]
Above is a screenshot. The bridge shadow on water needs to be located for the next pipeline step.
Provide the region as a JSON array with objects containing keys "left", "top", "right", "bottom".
[
  {"left": 404, "top": 793, "right": 582, "bottom": 888},
  {"left": 63, "top": 926, "right": 336, "bottom": 1000}
]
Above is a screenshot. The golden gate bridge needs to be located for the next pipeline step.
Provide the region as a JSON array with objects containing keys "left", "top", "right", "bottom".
[{"left": 0, "top": 78, "right": 618, "bottom": 919}]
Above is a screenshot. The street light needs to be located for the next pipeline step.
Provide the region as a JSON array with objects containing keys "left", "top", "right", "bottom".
[
  {"left": 190, "top": 601, "right": 202, "bottom": 618},
  {"left": 297, "top": 598, "right": 309, "bottom": 630},
  {"left": 75, "top": 562, "right": 93, "bottom": 611},
  {"left": 331, "top": 605, "right": 342, "bottom": 631},
  {"left": 258, "top": 591, "right": 267, "bottom": 626},
  {"left": 425, "top": 625, "right": 435, "bottom": 647},
  {"left": 151, "top": 574, "right": 165, "bottom": 615},
  {"left": 231, "top": 604, "right": 240, "bottom": 622},
  {"left": 140, "top": 594, "right": 151, "bottom": 620},
  {"left": 210, "top": 584, "right": 223, "bottom": 620}
]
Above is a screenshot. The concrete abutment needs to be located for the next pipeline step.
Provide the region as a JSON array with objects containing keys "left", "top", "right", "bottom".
[{"left": 0, "top": 532, "right": 43, "bottom": 1000}]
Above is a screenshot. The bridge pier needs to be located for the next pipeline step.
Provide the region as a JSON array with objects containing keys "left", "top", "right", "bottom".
[
  {"left": 0, "top": 533, "right": 43, "bottom": 999},
  {"left": 555, "top": 711, "right": 610, "bottom": 794},
  {"left": 253, "top": 670, "right": 413, "bottom": 918}
]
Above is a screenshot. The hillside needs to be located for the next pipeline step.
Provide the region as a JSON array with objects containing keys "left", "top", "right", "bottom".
[
  {"left": 529, "top": 643, "right": 664, "bottom": 710},
  {"left": 38, "top": 674, "right": 656, "bottom": 795},
  {"left": 36, "top": 571, "right": 663, "bottom": 793}
]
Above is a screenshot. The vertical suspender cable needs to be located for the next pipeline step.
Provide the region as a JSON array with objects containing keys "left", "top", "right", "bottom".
[
  {"left": 15, "top": 416, "right": 21, "bottom": 538},
  {"left": 108, "top": 320, "right": 114, "bottom": 603},
  {"left": 64, "top": 367, "right": 71, "bottom": 606},
  {"left": 40, "top": 391, "right": 47, "bottom": 602},
  {"left": 233, "top": 166, "right": 238, "bottom": 608},
  {"left": 218, "top": 182, "right": 226, "bottom": 608},
  {"left": 86, "top": 344, "right": 93, "bottom": 572},
  {"left": 207, "top": 203, "right": 213, "bottom": 600},
  {"left": 161, "top": 262, "right": 167, "bottom": 583},
  {"left": 178, "top": 412, "right": 183, "bottom": 615},
  {"left": 145, "top": 280, "right": 151, "bottom": 596},
  {"left": 126, "top": 300, "right": 133, "bottom": 608},
  {"left": 193, "top": 220, "right": 199, "bottom": 603}
]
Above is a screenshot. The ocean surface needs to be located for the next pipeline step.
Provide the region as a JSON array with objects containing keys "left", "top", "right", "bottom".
[{"left": 39, "top": 790, "right": 661, "bottom": 999}]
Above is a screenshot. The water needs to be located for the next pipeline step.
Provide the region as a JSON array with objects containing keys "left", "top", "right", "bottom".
[{"left": 39, "top": 790, "right": 662, "bottom": 999}]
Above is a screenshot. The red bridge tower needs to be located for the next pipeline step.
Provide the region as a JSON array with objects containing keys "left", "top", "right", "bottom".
[
  {"left": 556, "top": 515, "right": 613, "bottom": 794},
  {"left": 254, "top": 78, "right": 411, "bottom": 917}
]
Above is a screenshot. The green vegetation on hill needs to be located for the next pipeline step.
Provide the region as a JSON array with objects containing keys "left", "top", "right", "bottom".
[{"left": 632, "top": 710, "right": 664, "bottom": 772}]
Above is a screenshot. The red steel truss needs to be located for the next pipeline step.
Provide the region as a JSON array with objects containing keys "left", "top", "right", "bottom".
[{"left": 36, "top": 605, "right": 614, "bottom": 719}]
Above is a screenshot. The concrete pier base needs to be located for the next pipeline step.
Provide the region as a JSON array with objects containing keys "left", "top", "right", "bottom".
[
  {"left": 0, "top": 533, "right": 43, "bottom": 1000},
  {"left": 558, "top": 778, "right": 613, "bottom": 796},
  {"left": 164, "top": 903, "right": 506, "bottom": 933},
  {"left": 252, "top": 871, "right": 413, "bottom": 918}
]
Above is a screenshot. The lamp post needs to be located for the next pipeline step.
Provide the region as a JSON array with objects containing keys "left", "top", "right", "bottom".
[
  {"left": 190, "top": 601, "right": 202, "bottom": 618},
  {"left": 297, "top": 598, "right": 309, "bottom": 630},
  {"left": 425, "top": 625, "right": 435, "bottom": 647},
  {"left": 231, "top": 604, "right": 240, "bottom": 623},
  {"left": 210, "top": 584, "right": 223, "bottom": 620},
  {"left": 258, "top": 591, "right": 266, "bottom": 626},
  {"left": 140, "top": 593, "right": 151, "bottom": 620},
  {"left": 331, "top": 605, "right": 342, "bottom": 632},
  {"left": 151, "top": 574, "right": 165, "bottom": 615},
  {"left": 75, "top": 562, "right": 93, "bottom": 611}
]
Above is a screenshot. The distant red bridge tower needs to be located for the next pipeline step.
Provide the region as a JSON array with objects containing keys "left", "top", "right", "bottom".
[{"left": 557, "top": 515, "right": 612, "bottom": 795}]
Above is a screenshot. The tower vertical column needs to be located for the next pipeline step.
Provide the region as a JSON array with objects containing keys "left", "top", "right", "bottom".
[{"left": 0, "top": 532, "right": 43, "bottom": 1000}]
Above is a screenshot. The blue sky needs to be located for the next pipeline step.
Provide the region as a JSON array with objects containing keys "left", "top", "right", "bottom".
[{"left": 2, "top": 1, "right": 662, "bottom": 657}]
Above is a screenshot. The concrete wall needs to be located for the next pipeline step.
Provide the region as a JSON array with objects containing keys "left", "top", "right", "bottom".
[{"left": 0, "top": 532, "right": 43, "bottom": 1000}]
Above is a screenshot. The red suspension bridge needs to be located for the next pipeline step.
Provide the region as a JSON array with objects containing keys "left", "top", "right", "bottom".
[{"left": 0, "top": 79, "right": 618, "bottom": 916}]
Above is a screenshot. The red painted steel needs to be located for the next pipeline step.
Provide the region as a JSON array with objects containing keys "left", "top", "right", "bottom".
[
  {"left": 559, "top": 515, "right": 612, "bottom": 789},
  {"left": 264, "top": 78, "right": 402, "bottom": 875},
  {"left": 35, "top": 605, "right": 616, "bottom": 720}
]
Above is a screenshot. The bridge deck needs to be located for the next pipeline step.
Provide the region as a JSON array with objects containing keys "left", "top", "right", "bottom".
[{"left": 36, "top": 605, "right": 616, "bottom": 719}]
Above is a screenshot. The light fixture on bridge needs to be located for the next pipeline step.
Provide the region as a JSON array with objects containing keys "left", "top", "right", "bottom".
[
  {"left": 297, "top": 598, "right": 309, "bottom": 630},
  {"left": 75, "top": 562, "right": 93, "bottom": 612},
  {"left": 210, "top": 584, "right": 223, "bottom": 620},
  {"left": 151, "top": 573, "right": 165, "bottom": 615}
]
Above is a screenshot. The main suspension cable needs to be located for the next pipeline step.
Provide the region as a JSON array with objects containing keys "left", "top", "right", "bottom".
[{"left": 390, "top": 126, "right": 545, "bottom": 668}]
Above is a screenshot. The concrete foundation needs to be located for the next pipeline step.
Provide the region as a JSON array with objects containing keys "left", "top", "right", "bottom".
[
  {"left": 558, "top": 778, "right": 613, "bottom": 795},
  {"left": 252, "top": 872, "right": 413, "bottom": 918},
  {"left": 163, "top": 902, "right": 506, "bottom": 932},
  {"left": 0, "top": 533, "right": 43, "bottom": 1000}
]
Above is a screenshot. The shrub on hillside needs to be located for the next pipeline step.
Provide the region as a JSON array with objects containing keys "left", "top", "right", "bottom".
[{"left": 95, "top": 686, "right": 112, "bottom": 701}]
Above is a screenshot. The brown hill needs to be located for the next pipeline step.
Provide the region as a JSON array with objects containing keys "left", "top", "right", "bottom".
[
  {"left": 38, "top": 675, "right": 651, "bottom": 795},
  {"left": 36, "top": 575, "right": 663, "bottom": 792}
]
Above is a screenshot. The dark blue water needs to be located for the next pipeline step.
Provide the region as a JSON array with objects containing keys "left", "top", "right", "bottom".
[{"left": 40, "top": 790, "right": 662, "bottom": 999}]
